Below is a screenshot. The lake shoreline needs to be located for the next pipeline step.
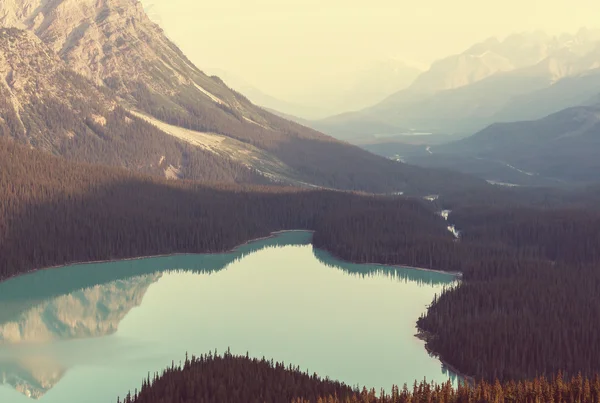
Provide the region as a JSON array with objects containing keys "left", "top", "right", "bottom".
[
  {"left": 0, "top": 229, "right": 467, "bottom": 394},
  {"left": 0, "top": 229, "right": 313, "bottom": 283},
  {"left": 415, "top": 329, "right": 475, "bottom": 385},
  {"left": 317, "top": 248, "right": 462, "bottom": 278},
  {"left": 0, "top": 230, "right": 462, "bottom": 283}
]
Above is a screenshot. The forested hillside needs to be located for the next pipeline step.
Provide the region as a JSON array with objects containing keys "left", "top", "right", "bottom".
[
  {"left": 0, "top": 1, "right": 484, "bottom": 194},
  {"left": 310, "top": 189, "right": 600, "bottom": 381},
  {"left": 417, "top": 206, "right": 600, "bottom": 381},
  {"left": 0, "top": 136, "right": 453, "bottom": 280},
  {"left": 121, "top": 351, "right": 600, "bottom": 403}
]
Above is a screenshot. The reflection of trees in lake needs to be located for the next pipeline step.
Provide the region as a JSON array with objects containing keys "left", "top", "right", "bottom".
[{"left": 312, "top": 248, "right": 456, "bottom": 287}]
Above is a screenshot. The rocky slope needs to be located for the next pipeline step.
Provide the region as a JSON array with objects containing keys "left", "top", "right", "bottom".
[
  {"left": 0, "top": 0, "right": 483, "bottom": 194},
  {"left": 0, "top": 28, "right": 270, "bottom": 184}
]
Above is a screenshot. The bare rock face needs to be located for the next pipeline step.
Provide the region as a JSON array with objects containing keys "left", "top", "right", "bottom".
[
  {"left": 0, "top": 0, "right": 267, "bottom": 125},
  {"left": 0, "top": 27, "right": 108, "bottom": 104},
  {"left": 0, "top": 27, "right": 116, "bottom": 150},
  {"left": 1, "top": 0, "right": 164, "bottom": 83}
]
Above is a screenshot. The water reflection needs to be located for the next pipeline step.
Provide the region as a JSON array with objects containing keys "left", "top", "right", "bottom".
[
  {"left": 0, "top": 275, "right": 160, "bottom": 345},
  {"left": 0, "top": 232, "right": 458, "bottom": 401},
  {"left": 0, "top": 358, "right": 64, "bottom": 399},
  {"left": 312, "top": 248, "right": 456, "bottom": 287},
  {"left": 0, "top": 274, "right": 160, "bottom": 398}
]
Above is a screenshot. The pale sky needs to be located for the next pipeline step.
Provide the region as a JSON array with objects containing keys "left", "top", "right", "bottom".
[{"left": 142, "top": 0, "right": 600, "bottom": 103}]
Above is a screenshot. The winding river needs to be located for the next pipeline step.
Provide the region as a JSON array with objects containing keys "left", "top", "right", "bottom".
[{"left": 0, "top": 231, "right": 458, "bottom": 402}]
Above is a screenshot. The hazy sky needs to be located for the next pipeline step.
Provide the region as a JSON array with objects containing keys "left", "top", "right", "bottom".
[{"left": 142, "top": 0, "right": 600, "bottom": 102}]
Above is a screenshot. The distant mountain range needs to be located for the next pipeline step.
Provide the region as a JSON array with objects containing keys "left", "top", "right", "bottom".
[
  {"left": 0, "top": 0, "right": 480, "bottom": 195},
  {"left": 437, "top": 104, "right": 600, "bottom": 184},
  {"left": 312, "top": 29, "right": 600, "bottom": 142},
  {"left": 203, "top": 68, "right": 330, "bottom": 121},
  {"left": 206, "top": 60, "right": 422, "bottom": 120},
  {"left": 370, "top": 103, "right": 600, "bottom": 186}
]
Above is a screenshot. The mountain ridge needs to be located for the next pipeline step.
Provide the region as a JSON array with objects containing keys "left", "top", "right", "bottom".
[
  {"left": 0, "top": 0, "right": 484, "bottom": 194},
  {"left": 402, "top": 104, "right": 600, "bottom": 185},
  {"left": 313, "top": 29, "right": 600, "bottom": 141}
]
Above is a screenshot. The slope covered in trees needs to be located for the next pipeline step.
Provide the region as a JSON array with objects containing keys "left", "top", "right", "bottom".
[
  {"left": 0, "top": 4, "right": 485, "bottom": 194},
  {"left": 0, "top": 28, "right": 268, "bottom": 185},
  {"left": 121, "top": 351, "right": 600, "bottom": 403},
  {"left": 0, "top": 136, "right": 454, "bottom": 280}
]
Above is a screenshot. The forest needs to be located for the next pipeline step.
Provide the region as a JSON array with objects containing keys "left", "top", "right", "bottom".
[
  {"left": 0, "top": 25, "right": 482, "bottom": 195},
  {"left": 0, "top": 136, "right": 454, "bottom": 280},
  {"left": 2, "top": 135, "right": 600, "bottom": 385},
  {"left": 120, "top": 351, "right": 600, "bottom": 403}
]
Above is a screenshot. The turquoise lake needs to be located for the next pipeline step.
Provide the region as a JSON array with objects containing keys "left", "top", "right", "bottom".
[{"left": 0, "top": 231, "right": 458, "bottom": 402}]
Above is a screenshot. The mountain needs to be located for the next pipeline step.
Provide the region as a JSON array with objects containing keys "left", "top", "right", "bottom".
[
  {"left": 314, "top": 29, "right": 600, "bottom": 142},
  {"left": 202, "top": 68, "right": 330, "bottom": 121},
  {"left": 206, "top": 60, "right": 421, "bottom": 120},
  {"left": 331, "top": 59, "right": 423, "bottom": 113},
  {"left": 0, "top": 0, "right": 483, "bottom": 194},
  {"left": 0, "top": 28, "right": 268, "bottom": 184},
  {"left": 491, "top": 69, "right": 600, "bottom": 122},
  {"left": 404, "top": 105, "right": 600, "bottom": 185}
]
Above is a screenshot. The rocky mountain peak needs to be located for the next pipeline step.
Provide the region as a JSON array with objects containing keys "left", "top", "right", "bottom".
[
  {"left": 0, "top": 27, "right": 63, "bottom": 92},
  {"left": 0, "top": 0, "right": 282, "bottom": 134},
  {"left": 0, "top": 0, "right": 474, "bottom": 194},
  {"left": 1, "top": 0, "right": 180, "bottom": 86}
]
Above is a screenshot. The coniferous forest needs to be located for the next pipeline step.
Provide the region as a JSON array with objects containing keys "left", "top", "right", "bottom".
[
  {"left": 121, "top": 351, "right": 600, "bottom": 403},
  {"left": 0, "top": 136, "right": 453, "bottom": 280},
  {"left": 3, "top": 135, "right": 600, "bottom": 393}
]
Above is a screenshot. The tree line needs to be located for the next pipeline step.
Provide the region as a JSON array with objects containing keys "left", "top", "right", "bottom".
[
  {"left": 121, "top": 351, "right": 600, "bottom": 403},
  {"left": 0, "top": 136, "right": 452, "bottom": 280},
  {"left": 416, "top": 205, "right": 600, "bottom": 381}
]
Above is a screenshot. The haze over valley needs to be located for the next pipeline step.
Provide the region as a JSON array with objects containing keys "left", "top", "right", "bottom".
[{"left": 0, "top": 1, "right": 600, "bottom": 402}]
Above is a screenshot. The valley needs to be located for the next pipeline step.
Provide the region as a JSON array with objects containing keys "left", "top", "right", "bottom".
[{"left": 0, "top": 1, "right": 600, "bottom": 402}]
